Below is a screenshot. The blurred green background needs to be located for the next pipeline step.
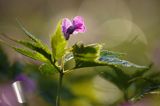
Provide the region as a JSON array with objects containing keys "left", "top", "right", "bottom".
[{"left": 0, "top": 0, "right": 160, "bottom": 106}]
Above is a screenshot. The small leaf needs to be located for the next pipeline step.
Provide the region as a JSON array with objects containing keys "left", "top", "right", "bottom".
[
  {"left": 51, "top": 20, "right": 67, "bottom": 60},
  {"left": 39, "top": 63, "right": 58, "bottom": 75},
  {"left": 13, "top": 47, "right": 49, "bottom": 62}
]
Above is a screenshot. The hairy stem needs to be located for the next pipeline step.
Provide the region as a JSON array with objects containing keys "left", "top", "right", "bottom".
[{"left": 56, "top": 72, "right": 63, "bottom": 106}]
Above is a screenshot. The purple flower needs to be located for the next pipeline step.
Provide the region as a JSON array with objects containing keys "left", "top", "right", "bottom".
[
  {"left": 62, "top": 16, "right": 86, "bottom": 40},
  {"left": 15, "top": 74, "right": 36, "bottom": 93}
]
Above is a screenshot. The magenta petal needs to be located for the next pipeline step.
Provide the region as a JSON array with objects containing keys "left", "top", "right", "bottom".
[
  {"left": 73, "top": 25, "right": 86, "bottom": 34},
  {"left": 62, "top": 18, "right": 72, "bottom": 33},
  {"left": 61, "top": 16, "right": 86, "bottom": 40},
  {"left": 72, "top": 16, "right": 86, "bottom": 33}
]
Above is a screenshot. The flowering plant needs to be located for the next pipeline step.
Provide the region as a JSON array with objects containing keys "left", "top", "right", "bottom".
[{"left": 2, "top": 16, "right": 159, "bottom": 106}]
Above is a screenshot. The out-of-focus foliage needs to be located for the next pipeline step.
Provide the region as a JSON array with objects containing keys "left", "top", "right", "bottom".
[
  {"left": 0, "top": 45, "right": 23, "bottom": 81},
  {"left": 0, "top": 46, "right": 76, "bottom": 106},
  {"left": 100, "top": 64, "right": 160, "bottom": 103}
]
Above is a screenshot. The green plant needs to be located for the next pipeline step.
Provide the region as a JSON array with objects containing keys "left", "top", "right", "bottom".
[{"left": 0, "top": 16, "right": 147, "bottom": 106}]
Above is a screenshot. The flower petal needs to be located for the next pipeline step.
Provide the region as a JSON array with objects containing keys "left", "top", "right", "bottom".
[
  {"left": 62, "top": 18, "right": 72, "bottom": 33},
  {"left": 72, "top": 16, "right": 86, "bottom": 33},
  {"left": 73, "top": 25, "right": 86, "bottom": 34}
]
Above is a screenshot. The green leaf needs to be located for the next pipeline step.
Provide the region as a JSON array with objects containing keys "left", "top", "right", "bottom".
[
  {"left": 13, "top": 47, "right": 49, "bottom": 62},
  {"left": 72, "top": 43, "right": 146, "bottom": 69},
  {"left": 100, "top": 67, "right": 130, "bottom": 91},
  {"left": 0, "top": 35, "right": 50, "bottom": 62},
  {"left": 51, "top": 20, "right": 67, "bottom": 60},
  {"left": 39, "top": 63, "right": 58, "bottom": 75},
  {"left": 72, "top": 43, "right": 103, "bottom": 68},
  {"left": 99, "top": 51, "right": 146, "bottom": 68},
  {"left": 126, "top": 67, "right": 160, "bottom": 101},
  {"left": 73, "top": 43, "right": 101, "bottom": 61},
  {"left": 100, "top": 50, "right": 126, "bottom": 57},
  {"left": 16, "top": 19, "right": 52, "bottom": 61},
  {"left": 130, "top": 64, "right": 152, "bottom": 79},
  {"left": 17, "top": 40, "right": 52, "bottom": 61},
  {"left": 127, "top": 79, "right": 153, "bottom": 101}
]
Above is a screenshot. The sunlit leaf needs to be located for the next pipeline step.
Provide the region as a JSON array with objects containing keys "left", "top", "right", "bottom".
[
  {"left": 72, "top": 43, "right": 146, "bottom": 69},
  {"left": 17, "top": 40, "right": 52, "bottom": 61},
  {"left": 51, "top": 20, "right": 67, "bottom": 60},
  {"left": 99, "top": 52, "right": 146, "bottom": 68},
  {"left": 13, "top": 47, "right": 49, "bottom": 62},
  {"left": 16, "top": 19, "right": 52, "bottom": 61},
  {"left": 72, "top": 43, "right": 103, "bottom": 68}
]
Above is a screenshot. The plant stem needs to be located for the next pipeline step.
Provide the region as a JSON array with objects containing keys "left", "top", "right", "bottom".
[{"left": 56, "top": 72, "right": 63, "bottom": 106}]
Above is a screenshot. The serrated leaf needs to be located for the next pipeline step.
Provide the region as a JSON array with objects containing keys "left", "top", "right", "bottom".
[
  {"left": 72, "top": 43, "right": 146, "bottom": 69},
  {"left": 39, "top": 63, "right": 58, "bottom": 75},
  {"left": 72, "top": 43, "right": 103, "bottom": 68},
  {"left": 17, "top": 40, "right": 52, "bottom": 61},
  {"left": 99, "top": 53, "right": 146, "bottom": 68},
  {"left": 0, "top": 36, "right": 52, "bottom": 64},
  {"left": 51, "top": 20, "right": 67, "bottom": 60},
  {"left": 73, "top": 43, "right": 101, "bottom": 61},
  {"left": 13, "top": 47, "right": 49, "bottom": 62},
  {"left": 16, "top": 19, "right": 52, "bottom": 61}
]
